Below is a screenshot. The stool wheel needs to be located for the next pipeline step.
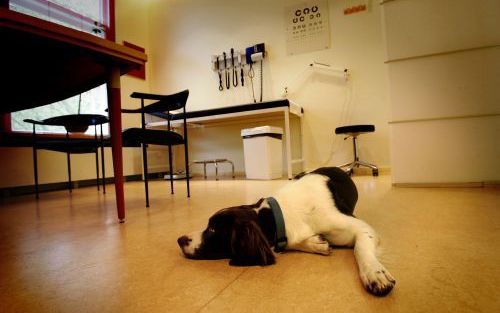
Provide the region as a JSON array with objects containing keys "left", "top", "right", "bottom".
[{"left": 372, "top": 169, "right": 379, "bottom": 177}]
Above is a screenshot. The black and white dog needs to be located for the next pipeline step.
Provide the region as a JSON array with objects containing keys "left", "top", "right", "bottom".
[{"left": 177, "top": 167, "right": 395, "bottom": 296}]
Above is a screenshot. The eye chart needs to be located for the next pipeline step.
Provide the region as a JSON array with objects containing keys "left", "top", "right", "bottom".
[{"left": 285, "top": 0, "right": 330, "bottom": 55}]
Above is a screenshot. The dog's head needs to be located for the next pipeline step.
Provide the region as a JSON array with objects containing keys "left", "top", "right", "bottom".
[{"left": 177, "top": 199, "right": 275, "bottom": 266}]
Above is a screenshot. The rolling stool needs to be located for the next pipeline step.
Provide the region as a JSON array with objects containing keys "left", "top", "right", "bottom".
[
  {"left": 335, "top": 125, "right": 378, "bottom": 176},
  {"left": 191, "top": 159, "right": 235, "bottom": 180}
]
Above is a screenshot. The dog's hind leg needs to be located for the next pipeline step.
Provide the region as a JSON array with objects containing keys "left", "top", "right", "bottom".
[{"left": 323, "top": 217, "right": 396, "bottom": 296}]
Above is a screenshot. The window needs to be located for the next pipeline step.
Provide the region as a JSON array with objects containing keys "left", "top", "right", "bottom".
[
  {"left": 9, "top": 0, "right": 112, "bottom": 38},
  {"left": 6, "top": 0, "right": 114, "bottom": 135},
  {"left": 11, "top": 85, "right": 109, "bottom": 135}
]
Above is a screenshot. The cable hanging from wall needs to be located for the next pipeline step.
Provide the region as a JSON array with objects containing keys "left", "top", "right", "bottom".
[{"left": 282, "top": 60, "right": 353, "bottom": 167}]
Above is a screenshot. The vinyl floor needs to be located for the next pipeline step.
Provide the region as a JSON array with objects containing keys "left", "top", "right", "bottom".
[{"left": 0, "top": 175, "right": 499, "bottom": 313}]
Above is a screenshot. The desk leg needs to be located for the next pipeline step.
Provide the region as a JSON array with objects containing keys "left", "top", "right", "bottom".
[
  {"left": 284, "top": 110, "right": 292, "bottom": 180},
  {"left": 107, "top": 67, "right": 126, "bottom": 222},
  {"left": 300, "top": 113, "right": 305, "bottom": 171}
]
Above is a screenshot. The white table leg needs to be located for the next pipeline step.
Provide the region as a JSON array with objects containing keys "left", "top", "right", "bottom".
[
  {"left": 284, "top": 110, "right": 292, "bottom": 179},
  {"left": 300, "top": 113, "right": 305, "bottom": 171}
]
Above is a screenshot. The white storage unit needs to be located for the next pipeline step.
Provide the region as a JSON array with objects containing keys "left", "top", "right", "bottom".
[
  {"left": 241, "top": 126, "right": 283, "bottom": 180},
  {"left": 382, "top": 0, "right": 500, "bottom": 184}
]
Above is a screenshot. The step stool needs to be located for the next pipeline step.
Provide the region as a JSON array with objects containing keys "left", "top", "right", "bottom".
[{"left": 191, "top": 159, "right": 235, "bottom": 180}]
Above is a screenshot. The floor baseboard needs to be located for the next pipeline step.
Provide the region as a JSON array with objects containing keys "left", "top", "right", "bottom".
[
  {"left": 0, "top": 172, "right": 169, "bottom": 198},
  {"left": 393, "top": 181, "right": 500, "bottom": 188}
]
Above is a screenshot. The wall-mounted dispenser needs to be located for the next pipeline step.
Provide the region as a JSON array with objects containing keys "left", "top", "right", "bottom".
[{"left": 245, "top": 43, "right": 265, "bottom": 64}]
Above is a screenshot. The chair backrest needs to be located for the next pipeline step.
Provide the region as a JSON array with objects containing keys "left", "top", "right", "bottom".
[{"left": 127, "top": 90, "right": 189, "bottom": 114}]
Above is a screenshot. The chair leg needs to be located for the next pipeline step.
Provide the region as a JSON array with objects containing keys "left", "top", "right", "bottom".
[
  {"left": 357, "top": 160, "right": 378, "bottom": 170},
  {"left": 100, "top": 124, "right": 106, "bottom": 194},
  {"left": 357, "top": 160, "right": 379, "bottom": 176},
  {"left": 215, "top": 161, "right": 219, "bottom": 181},
  {"left": 345, "top": 162, "right": 356, "bottom": 174},
  {"left": 228, "top": 160, "right": 235, "bottom": 178},
  {"left": 32, "top": 146, "right": 39, "bottom": 199},
  {"left": 67, "top": 152, "right": 72, "bottom": 193},
  {"left": 95, "top": 149, "right": 100, "bottom": 191},
  {"left": 342, "top": 136, "right": 358, "bottom": 175},
  {"left": 352, "top": 136, "right": 359, "bottom": 163},
  {"left": 142, "top": 143, "right": 149, "bottom": 208},
  {"left": 338, "top": 161, "right": 353, "bottom": 168},
  {"left": 94, "top": 126, "right": 100, "bottom": 191},
  {"left": 337, "top": 136, "right": 358, "bottom": 175},
  {"left": 101, "top": 142, "right": 106, "bottom": 194},
  {"left": 168, "top": 145, "right": 174, "bottom": 195},
  {"left": 184, "top": 144, "right": 190, "bottom": 198}
]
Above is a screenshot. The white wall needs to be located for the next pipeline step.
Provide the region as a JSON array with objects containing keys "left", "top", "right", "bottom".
[
  {"left": 382, "top": 0, "right": 500, "bottom": 184},
  {"left": 114, "top": 0, "right": 153, "bottom": 177},
  {"left": 147, "top": 0, "right": 391, "bottom": 176}
]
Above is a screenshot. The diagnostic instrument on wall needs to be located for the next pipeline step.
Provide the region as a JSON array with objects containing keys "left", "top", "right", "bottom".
[
  {"left": 210, "top": 43, "right": 266, "bottom": 103},
  {"left": 216, "top": 56, "right": 223, "bottom": 91},
  {"left": 223, "top": 52, "right": 230, "bottom": 90},
  {"left": 231, "top": 48, "right": 238, "bottom": 87}
]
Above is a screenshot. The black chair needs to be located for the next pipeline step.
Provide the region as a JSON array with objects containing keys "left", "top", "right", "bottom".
[
  {"left": 335, "top": 124, "right": 378, "bottom": 176},
  {"left": 122, "top": 89, "right": 190, "bottom": 207},
  {"left": 24, "top": 114, "right": 109, "bottom": 198}
]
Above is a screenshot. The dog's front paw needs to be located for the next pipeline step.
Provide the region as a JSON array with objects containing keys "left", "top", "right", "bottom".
[
  {"left": 310, "top": 235, "right": 332, "bottom": 255},
  {"left": 360, "top": 263, "right": 396, "bottom": 297}
]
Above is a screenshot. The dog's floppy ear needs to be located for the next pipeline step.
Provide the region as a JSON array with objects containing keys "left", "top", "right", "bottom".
[
  {"left": 240, "top": 198, "right": 265, "bottom": 210},
  {"left": 229, "top": 220, "right": 275, "bottom": 266}
]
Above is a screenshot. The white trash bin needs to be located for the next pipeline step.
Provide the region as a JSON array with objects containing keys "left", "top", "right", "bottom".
[{"left": 241, "top": 126, "right": 283, "bottom": 179}]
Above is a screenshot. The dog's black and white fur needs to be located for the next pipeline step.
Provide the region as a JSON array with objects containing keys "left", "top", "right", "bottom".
[{"left": 177, "top": 167, "right": 395, "bottom": 296}]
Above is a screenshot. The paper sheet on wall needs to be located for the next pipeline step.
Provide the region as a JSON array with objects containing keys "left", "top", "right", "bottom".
[{"left": 285, "top": 0, "right": 330, "bottom": 55}]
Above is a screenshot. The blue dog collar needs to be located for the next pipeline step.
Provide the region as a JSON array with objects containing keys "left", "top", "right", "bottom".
[{"left": 267, "top": 197, "right": 287, "bottom": 253}]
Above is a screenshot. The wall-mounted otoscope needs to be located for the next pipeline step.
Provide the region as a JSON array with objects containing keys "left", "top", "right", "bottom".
[{"left": 246, "top": 43, "right": 265, "bottom": 103}]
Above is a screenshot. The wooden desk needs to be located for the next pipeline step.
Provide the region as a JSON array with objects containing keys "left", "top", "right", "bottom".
[{"left": 0, "top": 8, "right": 148, "bottom": 222}]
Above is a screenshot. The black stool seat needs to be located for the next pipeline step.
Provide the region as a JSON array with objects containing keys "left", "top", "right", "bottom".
[
  {"left": 335, "top": 124, "right": 375, "bottom": 135},
  {"left": 122, "top": 128, "right": 184, "bottom": 147},
  {"left": 335, "top": 124, "right": 378, "bottom": 176}
]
